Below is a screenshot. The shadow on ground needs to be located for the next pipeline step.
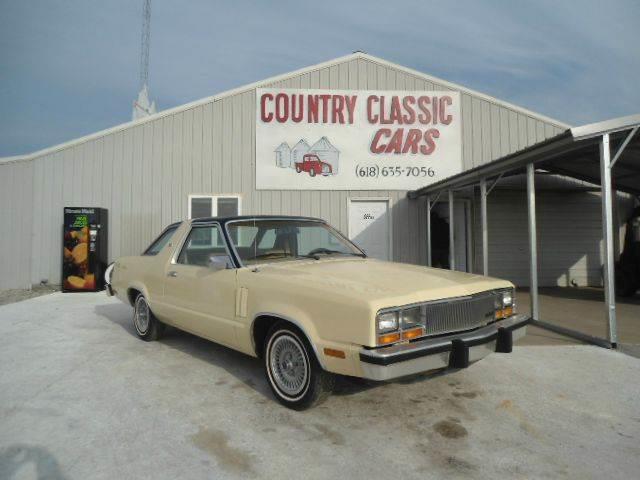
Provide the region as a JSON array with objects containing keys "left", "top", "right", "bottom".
[
  {"left": 0, "top": 444, "right": 68, "bottom": 480},
  {"left": 94, "top": 302, "right": 445, "bottom": 401}
]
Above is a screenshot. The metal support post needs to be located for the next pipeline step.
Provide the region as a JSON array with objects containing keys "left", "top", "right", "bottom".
[
  {"left": 600, "top": 133, "right": 618, "bottom": 346},
  {"left": 449, "top": 190, "right": 455, "bottom": 271},
  {"left": 480, "top": 179, "right": 488, "bottom": 276},
  {"left": 426, "top": 196, "right": 432, "bottom": 267},
  {"left": 526, "top": 164, "right": 539, "bottom": 321}
]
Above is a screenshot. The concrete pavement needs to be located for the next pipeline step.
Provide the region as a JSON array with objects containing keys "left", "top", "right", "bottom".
[{"left": 1, "top": 292, "right": 639, "bottom": 479}]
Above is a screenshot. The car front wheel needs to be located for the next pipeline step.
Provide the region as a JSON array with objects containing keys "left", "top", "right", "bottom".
[
  {"left": 264, "top": 323, "right": 334, "bottom": 410},
  {"left": 133, "top": 293, "right": 165, "bottom": 341}
]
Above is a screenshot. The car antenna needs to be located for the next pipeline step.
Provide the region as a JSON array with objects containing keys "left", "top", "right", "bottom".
[{"left": 251, "top": 216, "right": 259, "bottom": 272}]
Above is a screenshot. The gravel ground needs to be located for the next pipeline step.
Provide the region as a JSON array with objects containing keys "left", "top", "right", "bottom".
[
  {"left": 1, "top": 292, "right": 639, "bottom": 480},
  {"left": 0, "top": 285, "right": 59, "bottom": 306}
]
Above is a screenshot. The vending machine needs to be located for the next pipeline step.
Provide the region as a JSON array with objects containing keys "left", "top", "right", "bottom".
[{"left": 62, "top": 207, "right": 108, "bottom": 292}]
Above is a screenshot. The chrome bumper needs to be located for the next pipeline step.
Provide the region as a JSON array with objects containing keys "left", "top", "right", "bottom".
[{"left": 359, "top": 314, "right": 530, "bottom": 381}]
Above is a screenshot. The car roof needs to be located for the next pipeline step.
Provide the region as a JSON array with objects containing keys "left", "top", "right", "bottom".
[{"left": 189, "top": 215, "right": 326, "bottom": 226}]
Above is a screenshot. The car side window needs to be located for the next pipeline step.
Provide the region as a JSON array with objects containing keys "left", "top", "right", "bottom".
[
  {"left": 258, "top": 229, "right": 277, "bottom": 249},
  {"left": 177, "top": 225, "right": 228, "bottom": 266},
  {"left": 143, "top": 226, "right": 178, "bottom": 256}
]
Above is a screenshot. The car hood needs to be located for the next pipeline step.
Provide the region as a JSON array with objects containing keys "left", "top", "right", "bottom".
[{"left": 253, "top": 257, "right": 513, "bottom": 307}]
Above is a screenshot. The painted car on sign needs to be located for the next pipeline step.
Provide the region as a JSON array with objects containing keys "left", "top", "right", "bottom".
[{"left": 106, "top": 216, "right": 528, "bottom": 409}]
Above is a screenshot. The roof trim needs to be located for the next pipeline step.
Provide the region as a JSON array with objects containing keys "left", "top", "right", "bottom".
[
  {"left": 1, "top": 52, "right": 362, "bottom": 164},
  {"left": 407, "top": 130, "right": 574, "bottom": 198},
  {"left": 571, "top": 113, "right": 640, "bottom": 140},
  {"left": 357, "top": 53, "right": 570, "bottom": 130},
  {"left": 408, "top": 113, "right": 640, "bottom": 198},
  {"left": 1, "top": 51, "right": 570, "bottom": 165}
]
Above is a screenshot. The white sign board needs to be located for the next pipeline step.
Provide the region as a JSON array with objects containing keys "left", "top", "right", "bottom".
[{"left": 256, "top": 88, "right": 462, "bottom": 190}]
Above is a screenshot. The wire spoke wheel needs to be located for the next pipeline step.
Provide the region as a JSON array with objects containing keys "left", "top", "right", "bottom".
[
  {"left": 269, "top": 334, "right": 309, "bottom": 398},
  {"left": 134, "top": 296, "right": 150, "bottom": 334}
]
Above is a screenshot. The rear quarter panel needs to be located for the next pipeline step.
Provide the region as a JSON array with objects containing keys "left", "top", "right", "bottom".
[{"left": 111, "top": 222, "right": 188, "bottom": 324}]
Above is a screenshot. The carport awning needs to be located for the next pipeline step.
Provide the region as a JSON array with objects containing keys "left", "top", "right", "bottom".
[
  {"left": 408, "top": 114, "right": 640, "bottom": 198},
  {"left": 408, "top": 113, "right": 640, "bottom": 349}
]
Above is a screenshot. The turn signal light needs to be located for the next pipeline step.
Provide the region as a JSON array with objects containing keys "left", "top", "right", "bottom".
[
  {"left": 323, "top": 348, "right": 346, "bottom": 359},
  {"left": 378, "top": 332, "right": 401, "bottom": 345},
  {"left": 401, "top": 327, "right": 425, "bottom": 340},
  {"left": 495, "top": 306, "right": 514, "bottom": 319}
]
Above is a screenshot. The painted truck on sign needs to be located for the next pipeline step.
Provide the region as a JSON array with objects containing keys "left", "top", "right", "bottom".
[{"left": 295, "top": 153, "right": 333, "bottom": 177}]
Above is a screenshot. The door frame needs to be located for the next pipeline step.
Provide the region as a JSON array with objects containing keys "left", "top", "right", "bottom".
[{"left": 346, "top": 197, "right": 393, "bottom": 261}]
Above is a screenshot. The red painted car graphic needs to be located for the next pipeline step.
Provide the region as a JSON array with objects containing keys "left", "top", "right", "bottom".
[{"left": 295, "top": 154, "right": 333, "bottom": 177}]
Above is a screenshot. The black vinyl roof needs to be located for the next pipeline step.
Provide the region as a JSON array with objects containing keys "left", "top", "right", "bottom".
[
  {"left": 190, "top": 215, "right": 326, "bottom": 225},
  {"left": 409, "top": 114, "right": 640, "bottom": 197}
]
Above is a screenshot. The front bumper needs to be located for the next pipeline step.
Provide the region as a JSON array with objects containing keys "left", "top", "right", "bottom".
[{"left": 359, "top": 314, "right": 530, "bottom": 381}]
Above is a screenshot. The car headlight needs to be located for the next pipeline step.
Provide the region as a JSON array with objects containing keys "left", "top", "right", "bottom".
[
  {"left": 401, "top": 307, "right": 423, "bottom": 329},
  {"left": 495, "top": 288, "right": 516, "bottom": 319},
  {"left": 502, "top": 289, "right": 513, "bottom": 307},
  {"left": 377, "top": 311, "right": 399, "bottom": 333},
  {"left": 376, "top": 307, "right": 426, "bottom": 345}
]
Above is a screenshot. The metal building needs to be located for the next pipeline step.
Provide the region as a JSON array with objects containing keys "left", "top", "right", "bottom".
[{"left": 2, "top": 52, "right": 612, "bottom": 291}]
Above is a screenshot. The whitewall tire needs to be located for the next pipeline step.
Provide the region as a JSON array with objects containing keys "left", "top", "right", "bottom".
[
  {"left": 133, "top": 293, "right": 165, "bottom": 341},
  {"left": 264, "top": 322, "right": 334, "bottom": 410}
]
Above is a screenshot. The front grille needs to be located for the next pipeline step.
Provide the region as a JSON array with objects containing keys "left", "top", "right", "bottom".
[{"left": 422, "top": 291, "right": 497, "bottom": 336}]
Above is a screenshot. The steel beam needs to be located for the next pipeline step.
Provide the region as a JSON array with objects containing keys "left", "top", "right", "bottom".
[
  {"left": 600, "top": 133, "right": 618, "bottom": 346},
  {"left": 526, "top": 164, "right": 539, "bottom": 321},
  {"left": 449, "top": 190, "right": 455, "bottom": 271},
  {"left": 530, "top": 320, "right": 612, "bottom": 349},
  {"left": 610, "top": 126, "right": 638, "bottom": 168},
  {"left": 480, "top": 179, "right": 488, "bottom": 276},
  {"left": 426, "top": 197, "right": 432, "bottom": 267}
]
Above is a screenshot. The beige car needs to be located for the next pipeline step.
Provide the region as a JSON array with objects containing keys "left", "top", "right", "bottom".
[{"left": 106, "top": 216, "right": 528, "bottom": 409}]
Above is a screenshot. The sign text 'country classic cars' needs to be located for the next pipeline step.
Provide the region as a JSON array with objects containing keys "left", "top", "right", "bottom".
[{"left": 256, "top": 88, "right": 462, "bottom": 190}]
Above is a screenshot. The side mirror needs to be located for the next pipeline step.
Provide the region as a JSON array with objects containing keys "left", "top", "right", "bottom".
[{"left": 208, "top": 255, "right": 232, "bottom": 271}]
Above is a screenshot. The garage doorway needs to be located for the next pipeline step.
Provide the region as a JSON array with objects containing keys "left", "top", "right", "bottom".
[
  {"left": 432, "top": 200, "right": 471, "bottom": 272},
  {"left": 348, "top": 199, "right": 391, "bottom": 260}
]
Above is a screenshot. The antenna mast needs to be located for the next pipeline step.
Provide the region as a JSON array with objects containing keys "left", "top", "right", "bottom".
[
  {"left": 132, "top": 0, "right": 156, "bottom": 120},
  {"left": 139, "top": 0, "right": 151, "bottom": 90}
]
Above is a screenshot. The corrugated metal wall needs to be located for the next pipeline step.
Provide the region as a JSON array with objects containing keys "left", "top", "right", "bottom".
[
  {"left": 471, "top": 189, "right": 635, "bottom": 287},
  {"left": 0, "top": 160, "right": 34, "bottom": 289},
  {"left": 0, "top": 55, "right": 566, "bottom": 288}
]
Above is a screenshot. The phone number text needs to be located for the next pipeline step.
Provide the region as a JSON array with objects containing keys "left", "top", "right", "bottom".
[{"left": 355, "top": 164, "right": 436, "bottom": 178}]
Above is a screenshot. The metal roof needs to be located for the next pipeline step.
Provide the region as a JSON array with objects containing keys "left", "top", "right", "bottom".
[
  {"left": 409, "top": 114, "right": 640, "bottom": 198},
  {"left": 1, "top": 52, "right": 568, "bottom": 165}
]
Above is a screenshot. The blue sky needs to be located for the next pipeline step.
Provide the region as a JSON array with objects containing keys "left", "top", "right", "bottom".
[{"left": 1, "top": 0, "right": 638, "bottom": 156}]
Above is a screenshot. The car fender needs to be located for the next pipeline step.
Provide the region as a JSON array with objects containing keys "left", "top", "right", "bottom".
[
  {"left": 127, "top": 280, "right": 152, "bottom": 307},
  {"left": 250, "top": 307, "right": 326, "bottom": 369}
]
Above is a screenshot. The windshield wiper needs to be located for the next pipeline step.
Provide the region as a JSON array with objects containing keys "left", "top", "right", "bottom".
[{"left": 300, "top": 249, "right": 365, "bottom": 260}]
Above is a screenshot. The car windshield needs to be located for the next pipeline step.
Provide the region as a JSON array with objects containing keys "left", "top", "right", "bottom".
[{"left": 227, "top": 220, "right": 364, "bottom": 265}]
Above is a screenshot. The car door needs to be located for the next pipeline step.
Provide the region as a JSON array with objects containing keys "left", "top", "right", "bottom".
[{"left": 162, "top": 223, "right": 238, "bottom": 348}]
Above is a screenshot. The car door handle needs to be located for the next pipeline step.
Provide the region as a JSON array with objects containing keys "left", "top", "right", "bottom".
[{"left": 167, "top": 271, "right": 178, "bottom": 277}]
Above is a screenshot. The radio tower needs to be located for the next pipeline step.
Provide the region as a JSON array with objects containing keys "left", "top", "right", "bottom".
[{"left": 132, "top": 0, "right": 156, "bottom": 120}]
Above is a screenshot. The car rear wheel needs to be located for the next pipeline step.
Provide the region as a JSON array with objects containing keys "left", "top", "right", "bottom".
[
  {"left": 264, "top": 323, "right": 334, "bottom": 410},
  {"left": 133, "top": 293, "right": 165, "bottom": 341}
]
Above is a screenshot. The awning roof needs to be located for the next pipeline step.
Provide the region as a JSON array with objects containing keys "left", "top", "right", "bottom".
[{"left": 408, "top": 114, "right": 640, "bottom": 198}]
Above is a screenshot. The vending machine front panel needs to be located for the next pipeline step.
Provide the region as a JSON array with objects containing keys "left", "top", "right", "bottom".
[{"left": 62, "top": 207, "right": 108, "bottom": 292}]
